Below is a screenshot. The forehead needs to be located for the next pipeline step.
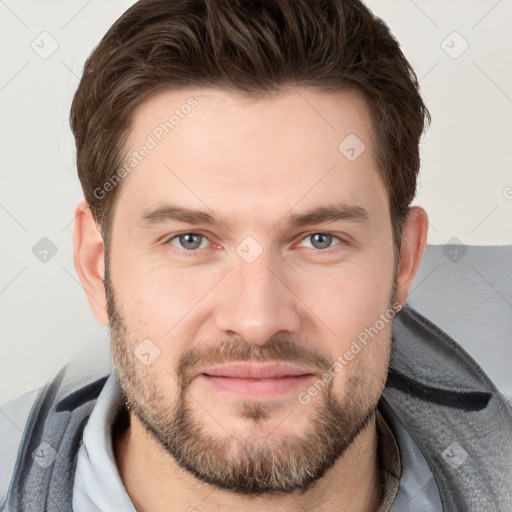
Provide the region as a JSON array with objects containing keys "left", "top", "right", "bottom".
[{"left": 114, "top": 86, "right": 386, "bottom": 230}]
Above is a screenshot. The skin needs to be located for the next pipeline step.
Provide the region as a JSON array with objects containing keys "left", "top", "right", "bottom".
[{"left": 73, "top": 86, "right": 428, "bottom": 512}]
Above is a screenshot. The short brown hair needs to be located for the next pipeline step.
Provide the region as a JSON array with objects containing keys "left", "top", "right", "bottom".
[{"left": 70, "top": 0, "right": 430, "bottom": 256}]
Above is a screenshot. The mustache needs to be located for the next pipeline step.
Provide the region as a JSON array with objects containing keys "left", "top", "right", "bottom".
[{"left": 176, "top": 336, "right": 334, "bottom": 389}]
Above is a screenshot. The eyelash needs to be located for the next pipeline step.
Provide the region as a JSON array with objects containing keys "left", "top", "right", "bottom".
[{"left": 164, "top": 231, "right": 346, "bottom": 256}]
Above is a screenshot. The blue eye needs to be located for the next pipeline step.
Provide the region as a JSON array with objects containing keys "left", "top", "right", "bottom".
[
  {"left": 165, "top": 231, "right": 344, "bottom": 256},
  {"left": 298, "top": 233, "right": 342, "bottom": 251},
  {"left": 168, "top": 233, "right": 209, "bottom": 251}
]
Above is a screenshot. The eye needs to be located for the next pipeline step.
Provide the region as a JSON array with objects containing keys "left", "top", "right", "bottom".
[
  {"left": 297, "top": 233, "right": 343, "bottom": 251},
  {"left": 167, "top": 232, "right": 211, "bottom": 252}
]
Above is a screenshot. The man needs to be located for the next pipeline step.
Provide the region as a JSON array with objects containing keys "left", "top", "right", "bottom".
[{"left": 1, "top": 0, "right": 511, "bottom": 511}]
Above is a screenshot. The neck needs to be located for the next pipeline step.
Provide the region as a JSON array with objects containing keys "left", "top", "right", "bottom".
[{"left": 113, "top": 408, "right": 383, "bottom": 512}]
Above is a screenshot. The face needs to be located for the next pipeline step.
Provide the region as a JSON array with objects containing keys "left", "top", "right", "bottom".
[{"left": 106, "top": 87, "right": 398, "bottom": 494}]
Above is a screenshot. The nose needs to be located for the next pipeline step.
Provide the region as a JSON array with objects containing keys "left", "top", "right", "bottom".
[{"left": 214, "top": 250, "right": 302, "bottom": 346}]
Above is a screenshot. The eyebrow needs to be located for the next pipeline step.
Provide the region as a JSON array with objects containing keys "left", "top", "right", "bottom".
[
  {"left": 139, "top": 204, "right": 225, "bottom": 227},
  {"left": 287, "top": 204, "right": 369, "bottom": 227},
  {"left": 138, "top": 202, "right": 369, "bottom": 229}
]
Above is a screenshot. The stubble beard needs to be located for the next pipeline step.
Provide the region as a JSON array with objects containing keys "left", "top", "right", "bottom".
[{"left": 106, "top": 273, "right": 393, "bottom": 495}]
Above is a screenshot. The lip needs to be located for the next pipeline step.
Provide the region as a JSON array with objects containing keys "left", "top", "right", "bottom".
[
  {"left": 200, "top": 362, "right": 317, "bottom": 379},
  {"left": 196, "top": 362, "right": 317, "bottom": 398}
]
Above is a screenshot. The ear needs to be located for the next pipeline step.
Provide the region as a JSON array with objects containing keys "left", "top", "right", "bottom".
[
  {"left": 72, "top": 201, "right": 109, "bottom": 326},
  {"left": 395, "top": 206, "right": 429, "bottom": 307}
]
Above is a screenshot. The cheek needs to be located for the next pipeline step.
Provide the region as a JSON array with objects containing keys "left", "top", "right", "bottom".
[
  {"left": 330, "top": 318, "right": 392, "bottom": 401},
  {"left": 112, "top": 259, "right": 223, "bottom": 351},
  {"left": 294, "top": 256, "right": 394, "bottom": 386},
  {"left": 297, "top": 258, "right": 394, "bottom": 340}
]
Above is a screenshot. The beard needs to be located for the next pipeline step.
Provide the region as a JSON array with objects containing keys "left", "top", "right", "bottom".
[{"left": 106, "top": 268, "right": 394, "bottom": 496}]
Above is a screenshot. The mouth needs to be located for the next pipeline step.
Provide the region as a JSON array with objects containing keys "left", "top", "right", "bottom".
[{"left": 197, "top": 362, "right": 317, "bottom": 398}]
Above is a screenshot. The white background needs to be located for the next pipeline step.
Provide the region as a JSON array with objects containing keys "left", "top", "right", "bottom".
[{"left": 0, "top": 0, "right": 511, "bottom": 403}]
